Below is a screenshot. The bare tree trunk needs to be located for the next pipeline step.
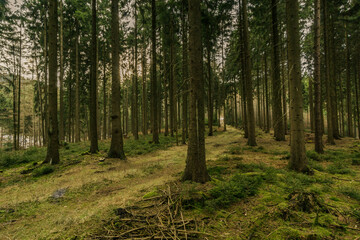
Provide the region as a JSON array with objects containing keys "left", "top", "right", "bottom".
[
  {"left": 44, "top": 0, "right": 59, "bottom": 164},
  {"left": 181, "top": 0, "right": 188, "bottom": 144},
  {"left": 345, "top": 26, "right": 352, "bottom": 137},
  {"left": 151, "top": 0, "right": 159, "bottom": 144},
  {"left": 89, "top": 0, "right": 99, "bottom": 153},
  {"left": 75, "top": 25, "right": 80, "bottom": 143},
  {"left": 286, "top": 0, "right": 308, "bottom": 172},
  {"left": 59, "top": 0, "right": 65, "bottom": 143},
  {"left": 314, "top": 0, "right": 323, "bottom": 153},
  {"left": 103, "top": 52, "right": 107, "bottom": 139},
  {"left": 242, "top": 0, "right": 256, "bottom": 146},
  {"left": 182, "top": 0, "right": 210, "bottom": 183},
  {"left": 132, "top": 0, "right": 139, "bottom": 140},
  {"left": 271, "top": 0, "right": 285, "bottom": 141},
  {"left": 108, "top": 0, "right": 126, "bottom": 159}
]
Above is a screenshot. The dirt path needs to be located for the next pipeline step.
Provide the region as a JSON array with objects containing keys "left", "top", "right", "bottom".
[{"left": 0, "top": 127, "right": 242, "bottom": 239}]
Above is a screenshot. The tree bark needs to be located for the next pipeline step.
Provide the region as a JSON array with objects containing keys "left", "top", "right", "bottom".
[
  {"left": 151, "top": 0, "right": 159, "bottom": 144},
  {"left": 108, "top": 0, "right": 126, "bottom": 159},
  {"left": 242, "top": 0, "right": 256, "bottom": 146},
  {"left": 75, "top": 24, "right": 80, "bottom": 143},
  {"left": 314, "top": 0, "right": 324, "bottom": 153},
  {"left": 182, "top": 0, "right": 210, "bottom": 183},
  {"left": 286, "top": 0, "right": 308, "bottom": 172},
  {"left": 44, "top": 0, "right": 59, "bottom": 164},
  {"left": 89, "top": 0, "right": 99, "bottom": 153},
  {"left": 59, "top": 0, "right": 64, "bottom": 143},
  {"left": 323, "top": 0, "right": 335, "bottom": 144},
  {"left": 271, "top": 0, "right": 285, "bottom": 141}
]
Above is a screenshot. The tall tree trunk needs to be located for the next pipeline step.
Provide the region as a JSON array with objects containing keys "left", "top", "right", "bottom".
[
  {"left": 271, "top": 0, "right": 285, "bottom": 141},
  {"left": 108, "top": 0, "right": 126, "bottom": 159},
  {"left": 345, "top": 26, "right": 352, "bottom": 137},
  {"left": 90, "top": 0, "right": 99, "bottom": 153},
  {"left": 314, "top": 0, "right": 323, "bottom": 153},
  {"left": 286, "top": 0, "right": 308, "bottom": 172},
  {"left": 44, "top": 0, "right": 59, "bottom": 164},
  {"left": 309, "top": 78, "right": 315, "bottom": 132},
  {"left": 43, "top": 4, "right": 48, "bottom": 146},
  {"left": 323, "top": 0, "right": 335, "bottom": 144},
  {"left": 75, "top": 26, "right": 80, "bottom": 143},
  {"left": 181, "top": 0, "right": 188, "bottom": 144},
  {"left": 264, "top": 54, "right": 270, "bottom": 133},
  {"left": 242, "top": 0, "right": 256, "bottom": 146},
  {"left": 59, "top": 0, "right": 64, "bottom": 143},
  {"left": 151, "top": 0, "right": 159, "bottom": 144},
  {"left": 132, "top": 0, "right": 139, "bottom": 140},
  {"left": 182, "top": 0, "right": 210, "bottom": 183},
  {"left": 207, "top": 43, "right": 213, "bottom": 136},
  {"left": 141, "top": 38, "right": 147, "bottom": 136},
  {"left": 103, "top": 52, "right": 107, "bottom": 139}
]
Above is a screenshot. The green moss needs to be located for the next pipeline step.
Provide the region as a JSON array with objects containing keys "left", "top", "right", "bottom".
[
  {"left": 339, "top": 186, "right": 360, "bottom": 202},
  {"left": 205, "top": 174, "right": 263, "bottom": 210},
  {"left": 32, "top": 165, "right": 55, "bottom": 177},
  {"left": 142, "top": 189, "right": 158, "bottom": 199},
  {"left": 226, "top": 146, "right": 243, "bottom": 155},
  {"left": 267, "top": 227, "right": 301, "bottom": 240},
  {"left": 326, "top": 162, "right": 354, "bottom": 175}
]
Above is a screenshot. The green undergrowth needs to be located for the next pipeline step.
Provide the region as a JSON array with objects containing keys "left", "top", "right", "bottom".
[
  {"left": 181, "top": 147, "right": 360, "bottom": 239},
  {"left": 0, "top": 134, "right": 179, "bottom": 172}
]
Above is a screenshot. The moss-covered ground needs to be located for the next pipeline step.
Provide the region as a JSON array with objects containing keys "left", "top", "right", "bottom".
[{"left": 0, "top": 127, "right": 359, "bottom": 239}]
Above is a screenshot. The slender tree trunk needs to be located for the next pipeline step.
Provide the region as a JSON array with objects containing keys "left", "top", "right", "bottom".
[
  {"left": 75, "top": 26, "right": 80, "bottom": 143},
  {"left": 44, "top": 0, "right": 59, "bottom": 164},
  {"left": 314, "top": 0, "right": 323, "bottom": 153},
  {"left": 242, "top": 0, "right": 256, "bottom": 146},
  {"left": 182, "top": 0, "right": 210, "bottom": 183},
  {"left": 286, "top": 0, "right": 308, "bottom": 172},
  {"left": 345, "top": 26, "right": 352, "bottom": 137},
  {"left": 271, "top": 0, "right": 285, "bottom": 141},
  {"left": 132, "top": 1, "right": 139, "bottom": 140},
  {"left": 17, "top": 22, "right": 22, "bottom": 149},
  {"left": 103, "top": 52, "right": 107, "bottom": 139},
  {"left": 182, "top": 0, "right": 188, "bottom": 144},
  {"left": 89, "top": 0, "right": 99, "bottom": 153},
  {"left": 43, "top": 5, "right": 48, "bottom": 146},
  {"left": 108, "top": 0, "right": 126, "bottom": 159},
  {"left": 151, "top": 0, "right": 159, "bottom": 143},
  {"left": 59, "top": 0, "right": 64, "bottom": 143},
  {"left": 309, "top": 78, "right": 315, "bottom": 132},
  {"left": 323, "top": 0, "right": 335, "bottom": 144},
  {"left": 207, "top": 44, "right": 213, "bottom": 136},
  {"left": 142, "top": 39, "right": 147, "bottom": 136}
]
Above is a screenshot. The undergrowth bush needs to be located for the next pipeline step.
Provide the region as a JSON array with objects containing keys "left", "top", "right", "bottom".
[
  {"left": 340, "top": 186, "right": 360, "bottom": 202},
  {"left": 205, "top": 174, "right": 263, "bottom": 211},
  {"left": 0, "top": 147, "right": 45, "bottom": 169},
  {"left": 326, "top": 162, "right": 354, "bottom": 175},
  {"left": 32, "top": 165, "right": 55, "bottom": 177}
]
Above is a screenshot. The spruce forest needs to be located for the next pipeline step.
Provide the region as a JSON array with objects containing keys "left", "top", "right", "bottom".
[{"left": 1, "top": 0, "right": 360, "bottom": 239}]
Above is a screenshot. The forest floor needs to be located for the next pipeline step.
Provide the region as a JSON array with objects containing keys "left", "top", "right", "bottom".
[{"left": 0, "top": 127, "right": 360, "bottom": 239}]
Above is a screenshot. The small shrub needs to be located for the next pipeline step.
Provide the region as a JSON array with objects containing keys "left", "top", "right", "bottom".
[
  {"left": 142, "top": 163, "right": 163, "bottom": 175},
  {"left": 32, "top": 165, "right": 55, "bottom": 177},
  {"left": 351, "top": 208, "right": 360, "bottom": 221},
  {"left": 327, "top": 162, "right": 354, "bottom": 175},
  {"left": 226, "top": 146, "right": 242, "bottom": 155},
  {"left": 235, "top": 163, "right": 267, "bottom": 173},
  {"left": 307, "top": 150, "right": 322, "bottom": 161},
  {"left": 352, "top": 158, "right": 360, "bottom": 166},
  {"left": 340, "top": 186, "right": 360, "bottom": 202},
  {"left": 217, "top": 155, "right": 231, "bottom": 162},
  {"left": 206, "top": 174, "right": 263, "bottom": 210},
  {"left": 207, "top": 166, "right": 228, "bottom": 177}
]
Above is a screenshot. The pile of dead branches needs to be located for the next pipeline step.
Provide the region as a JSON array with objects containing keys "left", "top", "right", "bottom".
[{"left": 93, "top": 182, "right": 212, "bottom": 239}]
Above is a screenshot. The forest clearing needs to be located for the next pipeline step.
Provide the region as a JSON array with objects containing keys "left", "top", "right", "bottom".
[
  {"left": 1, "top": 0, "right": 360, "bottom": 239},
  {"left": 1, "top": 127, "right": 360, "bottom": 239}
]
